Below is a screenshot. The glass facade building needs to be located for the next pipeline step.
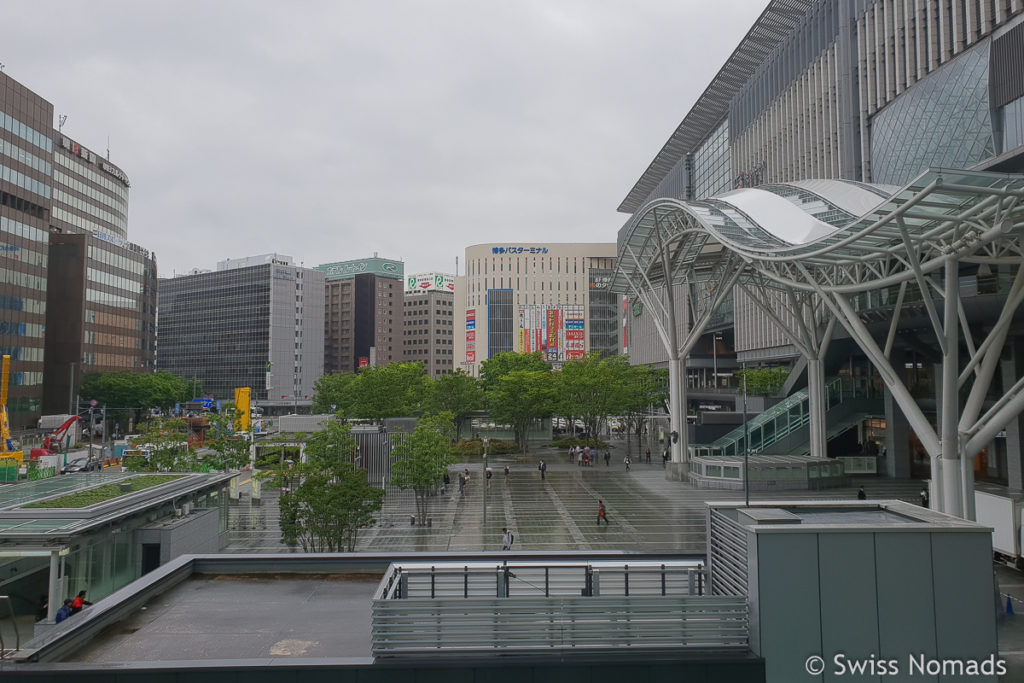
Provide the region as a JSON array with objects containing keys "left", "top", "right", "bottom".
[
  {"left": 1, "top": 71, "right": 158, "bottom": 426},
  {"left": 157, "top": 256, "right": 325, "bottom": 401}
]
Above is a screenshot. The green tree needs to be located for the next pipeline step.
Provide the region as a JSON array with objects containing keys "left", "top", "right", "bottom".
[
  {"left": 80, "top": 370, "right": 192, "bottom": 428},
  {"left": 479, "top": 351, "right": 550, "bottom": 390},
  {"left": 734, "top": 366, "right": 790, "bottom": 396},
  {"left": 125, "top": 417, "right": 193, "bottom": 471},
  {"left": 311, "top": 372, "right": 359, "bottom": 415},
  {"left": 425, "top": 370, "right": 483, "bottom": 441},
  {"left": 202, "top": 411, "right": 251, "bottom": 471},
  {"left": 390, "top": 413, "right": 456, "bottom": 525},
  {"left": 487, "top": 370, "right": 556, "bottom": 452},
  {"left": 277, "top": 419, "right": 384, "bottom": 552},
  {"left": 619, "top": 363, "right": 668, "bottom": 456},
  {"left": 349, "top": 363, "right": 430, "bottom": 422},
  {"left": 554, "top": 353, "right": 632, "bottom": 441}
]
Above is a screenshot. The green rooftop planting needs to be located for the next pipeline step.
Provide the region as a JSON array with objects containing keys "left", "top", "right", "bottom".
[{"left": 23, "top": 475, "right": 185, "bottom": 509}]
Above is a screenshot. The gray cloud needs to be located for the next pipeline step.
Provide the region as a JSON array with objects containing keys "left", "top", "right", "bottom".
[{"left": 2, "top": 0, "right": 767, "bottom": 276}]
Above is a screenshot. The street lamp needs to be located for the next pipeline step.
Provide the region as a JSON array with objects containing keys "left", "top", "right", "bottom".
[
  {"left": 742, "top": 363, "right": 750, "bottom": 507},
  {"left": 482, "top": 437, "right": 490, "bottom": 528}
]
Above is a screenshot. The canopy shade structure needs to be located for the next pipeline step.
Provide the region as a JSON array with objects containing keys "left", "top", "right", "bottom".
[{"left": 613, "top": 168, "right": 1024, "bottom": 519}]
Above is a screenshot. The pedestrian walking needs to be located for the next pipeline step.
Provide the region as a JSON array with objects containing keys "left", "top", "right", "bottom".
[
  {"left": 486, "top": 467, "right": 493, "bottom": 489},
  {"left": 502, "top": 527, "right": 515, "bottom": 550},
  {"left": 538, "top": 460, "right": 547, "bottom": 480},
  {"left": 624, "top": 455, "right": 631, "bottom": 471},
  {"left": 920, "top": 488, "right": 929, "bottom": 508},
  {"left": 458, "top": 471, "right": 466, "bottom": 495},
  {"left": 857, "top": 486, "right": 867, "bottom": 500},
  {"left": 504, "top": 465, "right": 510, "bottom": 483},
  {"left": 597, "top": 500, "right": 609, "bottom": 526},
  {"left": 645, "top": 448, "right": 651, "bottom": 465},
  {"left": 577, "top": 449, "right": 583, "bottom": 467},
  {"left": 442, "top": 472, "right": 450, "bottom": 494},
  {"left": 604, "top": 451, "right": 610, "bottom": 467},
  {"left": 662, "top": 449, "right": 669, "bottom": 468}
]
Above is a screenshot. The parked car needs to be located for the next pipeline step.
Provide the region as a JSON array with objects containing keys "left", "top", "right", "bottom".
[{"left": 62, "top": 456, "right": 101, "bottom": 474}]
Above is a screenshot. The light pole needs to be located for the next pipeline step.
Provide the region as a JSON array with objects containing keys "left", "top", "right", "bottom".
[
  {"left": 712, "top": 333, "right": 722, "bottom": 389},
  {"left": 742, "top": 363, "right": 750, "bottom": 507},
  {"left": 482, "top": 437, "right": 489, "bottom": 529}
]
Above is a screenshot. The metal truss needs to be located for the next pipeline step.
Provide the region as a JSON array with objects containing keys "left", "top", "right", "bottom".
[{"left": 612, "top": 169, "right": 1024, "bottom": 516}]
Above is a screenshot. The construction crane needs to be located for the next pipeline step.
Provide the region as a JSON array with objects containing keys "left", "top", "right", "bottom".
[
  {"left": 30, "top": 416, "right": 81, "bottom": 459},
  {"left": 0, "top": 355, "right": 25, "bottom": 466}
]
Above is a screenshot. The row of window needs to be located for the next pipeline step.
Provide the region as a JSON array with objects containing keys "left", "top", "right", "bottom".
[
  {"left": 54, "top": 170, "right": 129, "bottom": 220},
  {"left": 55, "top": 152, "right": 129, "bottom": 202},
  {"left": 82, "top": 351, "right": 142, "bottom": 368},
  {"left": 0, "top": 320, "right": 44, "bottom": 337},
  {"left": 1, "top": 136, "right": 51, "bottom": 176},
  {"left": 88, "top": 244, "right": 145, "bottom": 276},
  {"left": 52, "top": 206, "right": 121, "bottom": 239},
  {"left": 6, "top": 370, "right": 42, "bottom": 386},
  {"left": 86, "top": 308, "right": 146, "bottom": 331},
  {"left": 84, "top": 329, "right": 143, "bottom": 349},
  {"left": 86, "top": 288, "right": 141, "bottom": 311},
  {"left": 0, "top": 346, "right": 44, "bottom": 362},
  {"left": 0, "top": 215, "right": 49, "bottom": 245},
  {"left": 87, "top": 267, "right": 143, "bottom": 295},
  {"left": 0, "top": 111, "right": 52, "bottom": 154},
  {"left": 0, "top": 294, "right": 45, "bottom": 314},
  {"left": 0, "top": 267, "right": 47, "bottom": 292},
  {"left": 1, "top": 162, "right": 51, "bottom": 198}
]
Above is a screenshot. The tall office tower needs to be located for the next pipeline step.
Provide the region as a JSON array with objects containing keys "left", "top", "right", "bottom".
[
  {"left": 156, "top": 254, "right": 325, "bottom": 403},
  {"left": 453, "top": 243, "right": 619, "bottom": 376},
  {"left": 316, "top": 257, "right": 403, "bottom": 373},
  {"left": 402, "top": 273, "right": 455, "bottom": 377},
  {"left": 0, "top": 70, "right": 157, "bottom": 426},
  {"left": 42, "top": 133, "right": 156, "bottom": 414}
]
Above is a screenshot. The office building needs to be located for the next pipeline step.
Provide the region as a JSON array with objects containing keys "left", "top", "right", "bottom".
[
  {"left": 454, "top": 242, "right": 618, "bottom": 376},
  {"left": 0, "top": 71, "right": 156, "bottom": 427},
  {"left": 156, "top": 254, "right": 324, "bottom": 403},
  {"left": 402, "top": 272, "right": 455, "bottom": 377},
  {"left": 611, "top": 0, "right": 1024, "bottom": 515},
  {"left": 316, "top": 256, "right": 402, "bottom": 373}
]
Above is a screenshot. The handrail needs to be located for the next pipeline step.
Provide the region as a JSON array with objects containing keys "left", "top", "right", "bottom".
[
  {"left": 695, "top": 378, "right": 849, "bottom": 457},
  {"left": 0, "top": 594, "right": 20, "bottom": 657}
]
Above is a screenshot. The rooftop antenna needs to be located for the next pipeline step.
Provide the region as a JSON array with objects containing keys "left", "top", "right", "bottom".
[
  {"left": 106, "top": 135, "right": 110, "bottom": 160},
  {"left": 58, "top": 114, "right": 68, "bottom": 132}
]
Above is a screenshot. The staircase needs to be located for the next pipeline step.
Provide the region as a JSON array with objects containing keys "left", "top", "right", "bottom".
[{"left": 692, "top": 378, "right": 879, "bottom": 458}]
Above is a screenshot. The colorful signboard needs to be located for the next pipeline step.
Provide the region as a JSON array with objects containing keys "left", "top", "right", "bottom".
[
  {"left": 490, "top": 246, "right": 549, "bottom": 254},
  {"left": 515, "top": 305, "right": 585, "bottom": 362},
  {"left": 406, "top": 272, "right": 455, "bottom": 293},
  {"left": 316, "top": 257, "right": 404, "bottom": 281},
  {"left": 358, "top": 357, "right": 369, "bottom": 368}
]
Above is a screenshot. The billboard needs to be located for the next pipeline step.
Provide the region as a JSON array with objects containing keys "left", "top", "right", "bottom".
[
  {"left": 406, "top": 272, "right": 455, "bottom": 293},
  {"left": 516, "top": 305, "right": 585, "bottom": 362}
]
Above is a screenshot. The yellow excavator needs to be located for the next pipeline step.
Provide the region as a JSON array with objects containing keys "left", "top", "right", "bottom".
[{"left": 1, "top": 355, "right": 25, "bottom": 466}]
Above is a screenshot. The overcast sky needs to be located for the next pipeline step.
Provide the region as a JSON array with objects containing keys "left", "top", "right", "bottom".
[{"left": 3, "top": 1, "right": 766, "bottom": 278}]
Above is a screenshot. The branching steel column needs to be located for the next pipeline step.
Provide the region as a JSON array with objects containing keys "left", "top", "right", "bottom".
[
  {"left": 656, "top": 221, "right": 685, "bottom": 468},
  {"left": 941, "top": 257, "right": 962, "bottom": 518}
]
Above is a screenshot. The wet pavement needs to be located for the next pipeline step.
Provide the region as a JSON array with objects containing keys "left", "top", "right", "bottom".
[{"left": 225, "top": 439, "right": 927, "bottom": 554}]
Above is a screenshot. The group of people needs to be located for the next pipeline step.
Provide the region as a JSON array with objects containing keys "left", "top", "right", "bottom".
[
  {"left": 569, "top": 445, "right": 611, "bottom": 467},
  {"left": 41, "top": 590, "right": 92, "bottom": 624}
]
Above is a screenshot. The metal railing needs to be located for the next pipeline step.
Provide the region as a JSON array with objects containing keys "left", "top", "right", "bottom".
[
  {"left": 694, "top": 377, "right": 848, "bottom": 457},
  {"left": 371, "top": 562, "right": 748, "bottom": 656},
  {"left": 375, "top": 562, "right": 706, "bottom": 599},
  {"left": 0, "top": 595, "right": 20, "bottom": 659}
]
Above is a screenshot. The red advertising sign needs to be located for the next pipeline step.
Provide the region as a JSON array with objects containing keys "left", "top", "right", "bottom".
[
  {"left": 566, "top": 350, "right": 585, "bottom": 360},
  {"left": 467, "top": 351, "right": 476, "bottom": 362},
  {"left": 466, "top": 308, "right": 476, "bottom": 321},
  {"left": 358, "top": 357, "right": 369, "bottom": 368},
  {"left": 565, "top": 329, "right": 584, "bottom": 340},
  {"left": 466, "top": 330, "right": 475, "bottom": 341},
  {"left": 546, "top": 309, "right": 560, "bottom": 349}
]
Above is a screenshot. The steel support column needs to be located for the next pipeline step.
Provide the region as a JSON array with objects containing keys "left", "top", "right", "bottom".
[
  {"left": 807, "top": 357, "right": 827, "bottom": 459},
  {"left": 46, "top": 549, "right": 60, "bottom": 623},
  {"left": 941, "top": 258, "right": 962, "bottom": 517}
]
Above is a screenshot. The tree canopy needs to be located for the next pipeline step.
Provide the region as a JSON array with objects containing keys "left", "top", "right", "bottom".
[
  {"left": 479, "top": 351, "right": 550, "bottom": 390},
  {"left": 277, "top": 419, "right": 384, "bottom": 552},
  {"left": 390, "top": 413, "right": 456, "bottom": 525},
  {"left": 80, "top": 370, "right": 194, "bottom": 426},
  {"left": 487, "top": 369, "right": 556, "bottom": 452},
  {"left": 424, "top": 370, "right": 483, "bottom": 440},
  {"left": 311, "top": 363, "right": 430, "bottom": 422}
]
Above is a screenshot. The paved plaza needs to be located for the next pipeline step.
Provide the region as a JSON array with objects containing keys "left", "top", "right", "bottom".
[{"left": 226, "top": 440, "right": 926, "bottom": 554}]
